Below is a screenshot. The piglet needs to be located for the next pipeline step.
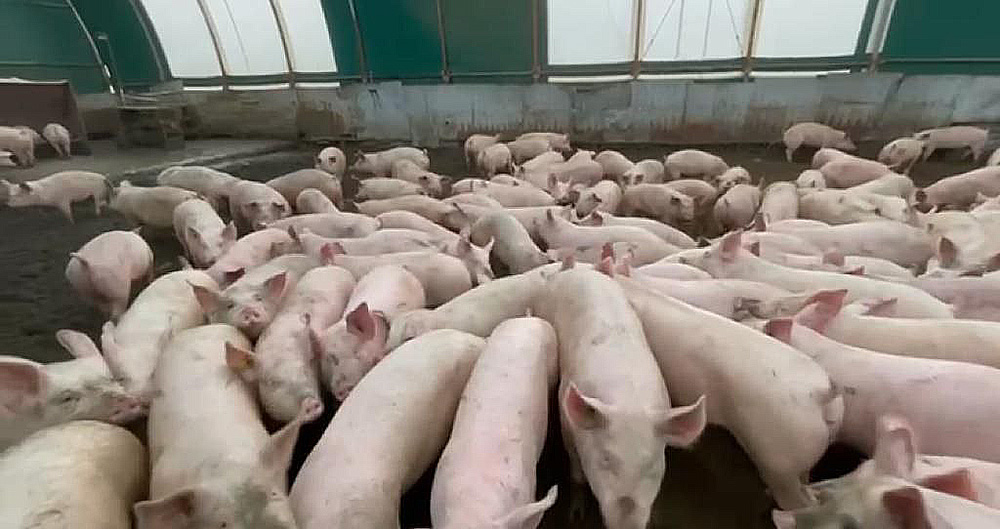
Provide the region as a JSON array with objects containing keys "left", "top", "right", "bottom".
[
  {"left": 430, "top": 318, "right": 559, "bottom": 529},
  {"left": 0, "top": 126, "right": 34, "bottom": 166},
  {"left": 66, "top": 230, "right": 153, "bottom": 319},
  {"left": 194, "top": 253, "right": 319, "bottom": 338},
  {"left": 352, "top": 146, "right": 430, "bottom": 177},
  {"left": 296, "top": 188, "right": 338, "bottom": 213},
  {"left": 327, "top": 249, "right": 472, "bottom": 306},
  {"left": 534, "top": 268, "right": 706, "bottom": 529},
  {"left": 478, "top": 142, "right": 514, "bottom": 177},
  {"left": 517, "top": 132, "right": 571, "bottom": 152},
  {"left": 41, "top": 123, "right": 71, "bottom": 157},
  {"left": 296, "top": 228, "right": 437, "bottom": 257},
  {"left": 507, "top": 137, "right": 553, "bottom": 164},
  {"left": 355, "top": 195, "right": 456, "bottom": 224},
  {"left": 109, "top": 181, "right": 199, "bottom": 228},
  {"left": 713, "top": 182, "right": 761, "bottom": 232},
  {"left": 134, "top": 324, "right": 315, "bottom": 529},
  {"left": 315, "top": 146, "right": 346, "bottom": 176},
  {"left": 580, "top": 211, "right": 696, "bottom": 249},
  {"left": 915, "top": 166, "right": 1000, "bottom": 210},
  {"left": 618, "top": 183, "right": 696, "bottom": 228},
  {"left": 205, "top": 227, "right": 298, "bottom": 287},
  {"left": 173, "top": 198, "right": 236, "bottom": 267},
  {"left": 356, "top": 177, "right": 426, "bottom": 200},
  {"left": 760, "top": 181, "right": 799, "bottom": 224},
  {"left": 711, "top": 166, "right": 751, "bottom": 194},
  {"left": 312, "top": 265, "right": 425, "bottom": 400},
  {"left": 783, "top": 122, "right": 855, "bottom": 162},
  {"left": 575, "top": 180, "right": 623, "bottom": 217},
  {"left": 619, "top": 159, "right": 665, "bottom": 187},
  {"left": 476, "top": 180, "right": 555, "bottom": 208},
  {"left": 847, "top": 172, "right": 914, "bottom": 198},
  {"left": 471, "top": 211, "right": 550, "bottom": 274},
  {"left": 0, "top": 330, "right": 143, "bottom": 449},
  {"left": 267, "top": 168, "right": 343, "bottom": 209},
  {"left": 228, "top": 180, "right": 292, "bottom": 231},
  {"left": 291, "top": 330, "right": 485, "bottom": 529},
  {"left": 767, "top": 220, "right": 933, "bottom": 269},
  {"left": 464, "top": 133, "right": 500, "bottom": 169},
  {"left": 0, "top": 421, "right": 146, "bottom": 528},
  {"left": 268, "top": 211, "right": 379, "bottom": 238},
  {"left": 664, "top": 149, "right": 728, "bottom": 180},
  {"left": 818, "top": 158, "right": 891, "bottom": 188},
  {"left": 2, "top": 170, "right": 111, "bottom": 222},
  {"left": 391, "top": 159, "right": 444, "bottom": 197},
  {"left": 156, "top": 166, "right": 239, "bottom": 213},
  {"left": 536, "top": 208, "right": 678, "bottom": 265},
  {"left": 915, "top": 125, "right": 988, "bottom": 160},
  {"left": 595, "top": 150, "right": 634, "bottom": 180},
  {"left": 878, "top": 138, "right": 924, "bottom": 174},
  {"left": 795, "top": 169, "right": 827, "bottom": 189}
]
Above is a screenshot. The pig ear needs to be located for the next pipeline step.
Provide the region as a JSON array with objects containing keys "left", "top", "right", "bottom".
[
  {"left": 771, "top": 510, "right": 796, "bottom": 529},
  {"left": 320, "top": 242, "right": 345, "bottom": 264},
  {"left": 224, "top": 341, "right": 257, "bottom": 373},
  {"left": 719, "top": 231, "right": 743, "bottom": 263},
  {"left": 133, "top": 488, "right": 198, "bottom": 528},
  {"left": 822, "top": 251, "right": 845, "bottom": 267},
  {"left": 264, "top": 272, "right": 288, "bottom": 303},
  {"left": 223, "top": 268, "right": 245, "bottom": 284},
  {"left": 874, "top": 414, "right": 917, "bottom": 478},
  {"left": 496, "top": 485, "right": 558, "bottom": 529},
  {"left": 880, "top": 486, "right": 928, "bottom": 528},
  {"left": 917, "top": 469, "right": 978, "bottom": 503},
  {"left": 345, "top": 303, "right": 385, "bottom": 345},
  {"left": 796, "top": 289, "right": 847, "bottom": 333},
  {"left": 0, "top": 358, "right": 48, "bottom": 417},
  {"left": 69, "top": 252, "right": 90, "bottom": 270},
  {"left": 657, "top": 395, "right": 707, "bottom": 448},
  {"left": 938, "top": 237, "right": 959, "bottom": 268},
  {"left": 589, "top": 212, "right": 605, "bottom": 225},
  {"left": 763, "top": 319, "right": 794, "bottom": 344},
  {"left": 190, "top": 283, "right": 222, "bottom": 313},
  {"left": 563, "top": 381, "right": 608, "bottom": 430},
  {"left": 222, "top": 221, "right": 237, "bottom": 241},
  {"left": 55, "top": 329, "right": 100, "bottom": 358},
  {"left": 260, "top": 397, "right": 322, "bottom": 484}
]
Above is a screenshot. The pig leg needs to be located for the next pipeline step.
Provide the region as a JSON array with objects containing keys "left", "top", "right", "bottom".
[
  {"left": 970, "top": 141, "right": 985, "bottom": 161},
  {"left": 559, "top": 390, "right": 590, "bottom": 521},
  {"left": 58, "top": 200, "right": 75, "bottom": 223},
  {"left": 922, "top": 144, "right": 936, "bottom": 161}
]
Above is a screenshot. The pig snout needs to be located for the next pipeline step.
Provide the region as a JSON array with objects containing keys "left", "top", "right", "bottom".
[
  {"left": 599, "top": 496, "right": 649, "bottom": 529},
  {"left": 109, "top": 393, "right": 146, "bottom": 423},
  {"left": 299, "top": 395, "right": 323, "bottom": 422},
  {"left": 238, "top": 306, "right": 270, "bottom": 336}
]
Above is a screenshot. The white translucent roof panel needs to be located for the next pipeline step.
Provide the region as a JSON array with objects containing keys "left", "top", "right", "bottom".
[
  {"left": 548, "top": 0, "right": 635, "bottom": 65},
  {"left": 755, "top": 0, "right": 868, "bottom": 58},
  {"left": 140, "top": 0, "right": 221, "bottom": 78},
  {"left": 642, "top": 0, "right": 747, "bottom": 61},
  {"left": 275, "top": 0, "right": 337, "bottom": 72},
  {"left": 203, "top": 0, "right": 288, "bottom": 75}
]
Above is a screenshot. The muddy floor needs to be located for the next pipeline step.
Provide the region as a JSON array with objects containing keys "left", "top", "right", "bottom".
[{"left": 0, "top": 140, "right": 981, "bottom": 528}]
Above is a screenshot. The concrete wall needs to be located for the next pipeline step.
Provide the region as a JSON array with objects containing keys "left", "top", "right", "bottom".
[{"left": 180, "top": 73, "right": 1000, "bottom": 145}]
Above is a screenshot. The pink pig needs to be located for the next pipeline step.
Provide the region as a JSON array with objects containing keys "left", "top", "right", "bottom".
[{"left": 66, "top": 230, "right": 153, "bottom": 319}]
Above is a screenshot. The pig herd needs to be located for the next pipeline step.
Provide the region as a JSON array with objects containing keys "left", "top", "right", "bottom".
[{"left": 2, "top": 124, "right": 1000, "bottom": 529}]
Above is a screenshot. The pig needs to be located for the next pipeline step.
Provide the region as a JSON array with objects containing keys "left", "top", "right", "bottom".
[
  {"left": 619, "top": 159, "right": 666, "bottom": 188},
  {"left": 739, "top": 230, "right": 823, "bottom": 257},
  {"left": 915, "top": 125, "right": 989, "bottom": 160},
  {"left": 634, "top": 260, "right": 711, "bottom": 280},
  {"left": 451, "top": 177, "right": 489, "bottom": 194},
  {"left": 266, "top": 168, "right": 343, "bottom": 208},
  {"left": 15, "top": 125, "right": 43, "bottom": 146},
  {"left": 628, "top": 272, "right": 795, "bottom": 320},
  {"left": 549, "top": 157, "right": 604, "bottom": 188},
  {"left": 516, "top": 150, "right": 565, "bottom": 175},
  {"left": 490, "top": 173, "right": 520, "bottom": 186},
  {"left": 156, "top": 166, "right": 240, "bottom": 213},
  {"left": 618, "top": 277, "right": 840, "bottom": 508},
  {"left": 66, "top": 230, "right": 154, "bottom": 319},
  {"left": 134, "top": 324, "right": 314, "bottom": 529},
  {"left": 478, "top": 142, "right": 514, "bottom": 177},
  {"left": 799, "top": 189, "right": 911, "bottom": 225},
  {"left": 295, "top": 228, "right": 437, "bottom": 257},
  {"left": 783, "top": 122, "right": 856, "bottom": 162},
  {"left": 464, "top": 133, "right": 500, "bottom": 169},
  {"left": 818, "top": 158, "right": 892, "bottom": 188},
  {"left": 972, "top": 192, "right": 1000, "bottom": 212},
  {"left": 174, "top": 199, "right": 237, "bottom": 267},
  {"left": 0, "top": 126, "right": 34, "bottom": 166},
  {"left": 711, "top": 166, "right": 752, "bottom": 194},
  {"left": 228, "top": 180, "right": 292, "bottom": 232},
  {"left": 355, "top": 177, "right": 425, "bottom": 200},
  {"left": 470, "top": 211, "right": 549, "bottom": 274},
  {"left": 908, "top": 276, "right": 1000, "bottom": 322},
  {"left": 533, "top": 268, "right": 707, "bottom": 529},
  {"left": 847, "top": 172, "right": 915, "bottom": 198},
  {"left": 536, "top": 209, "right": 679, "bottom": 265},
  {"left": 502, "top": 205, "right": 574, "bottom": 242},
  {"left": 794, "top": 290, "right": 1000, "bottom": 370},
  {"left": 595, "top": 150, "right": 634, "bottom": 180},
  {"left": 386, "top": 271, "right": 546, "bottom": 349},
  {"left": 41, "top": 122, "right": 71, "bottom": 158},
  {"left": 922, "top": 231, "right": 1000, "bottom": 279},
  {"left": 575, "top": 180, "right": 623, "bottom": 217},
  {"left": 713, "top": 183, "right": 762, "bottom": 232},
  {"left": 691, "top": 231, "right": 953, "bottom": 318},
  {"left": 376, "top": 209, "right": 459, "bottom": 240},
  {"left": 878, "top": 138, "right": 925, "bottom": 174},
  {"left": 810, "top": 147, "right": 854, "bottom": 169},
  {"left": 768, "top": 220, "right": 933, "bottom": 268},
  {"left": 100, "top": 269, "right": 218, "bottom": 401},
  {"left": 445, "top": 192, "right": 505, "bottom": 211},
  {"left": 296, "top": 188, "right": 338, "bottom": 213},
  {"left": 0, "top": 331, "right": 143, "bottom": 449},
  {"left": 205, "top": 228, "right": 298, "bottom": 286},
  {"left": 619, "top": 183, "right": 696, "bottom": 228},
  {"left": 0, "top": 421, "right": 146, "bottom": 529},
  {"left": 989, "top": 147, "right": 1000, "bottom": 166},
  {"left": 326, "top": 250, "right": 472, "bottom": 306},
  {"left": 110, "top": 181, "right": 199, "bottom": 228},
  {"left": 795, "top": 169, "right": 827, "bottom": 189},
  {"left": 663, "top": 149, "right": 728, "bottom": 180},
  {"left": 430, "top": 318, "right": 559, "bottom": 529},
  {"left": 391, "top": 159, "right": 444, "bottom": 197},
  {"left": 251, "top": 266, "right": 355, "bottom": 423},
  {"left": 760, "top": 181, "right": 799, "bottom": 224},
  {"left": 765, "top": 316, "right": 1000, "bottom": 461},
  {"left": 580, "top": 211, "right": 696, "bottom": 249},
  {"left": 312, "top": 265, "right": 426, "bottom": 400},
  {"left": 914, "top": 166, "right": 1000, "bottom": 210},
  {"left": 807, "top": 415, "right": 1000, "bottom": 511},
  {"left": 477, "top": 180, "right": 556, "bottom": 208},
  {"left": 756, "top": 247, "right": 914, "bottom": 280},
  {"left": 355, "top": 195, "right": 456, "bottom": 224},
  {"left": 663, "top": 178, "right": 720, "bottom": 215},
  {"left": 193, "top": 254, "right": 320, "bottom": 339},
  {"left": 291, "top": 330, "right": 484, "bottom": 529},
  {"left": 315, "top": 146, "right": 346, "bottom": 176},
  {"left": 516, "top": 132, "right": 571, "bottom": 152},
  {"left": 351, "top": 146, "right": 430, "bottom": 177},
  {"left": 268, "top": 211, "right": 379, "bottom": 238},
  {"left": 435, "top": 228, "right": 496, "bottom": 285},
  {"left": 2, "top": 170, "right": 111, "bottom": 222},
  {"left": 507, "top": 137, "right": 553, "bottom": 164}
]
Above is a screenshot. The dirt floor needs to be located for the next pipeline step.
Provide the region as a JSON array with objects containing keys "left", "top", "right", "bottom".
[{"left": 0, "top": 140, "right": 983, "bottom": 528}]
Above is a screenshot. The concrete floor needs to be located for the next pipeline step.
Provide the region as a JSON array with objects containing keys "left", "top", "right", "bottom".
[{"left": 0, "top": 139, "right": 294, "bottom": 184}]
